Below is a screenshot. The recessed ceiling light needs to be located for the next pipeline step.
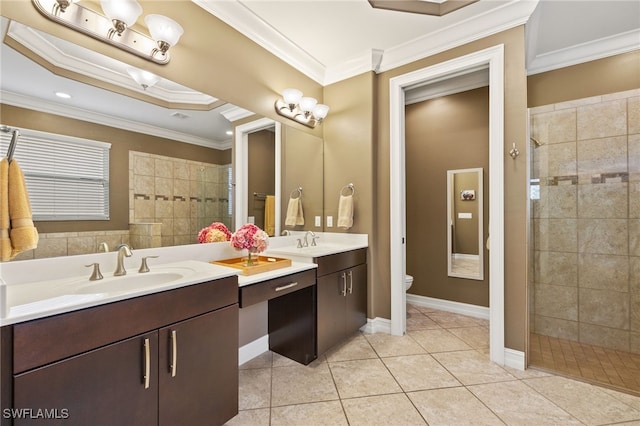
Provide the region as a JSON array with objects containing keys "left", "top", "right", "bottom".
[
  {"left": 55, "top": 91, "right": 72, "bottom": 99},
  {"left": 226, "top": 130, "right": 233, "bottom": 135}
]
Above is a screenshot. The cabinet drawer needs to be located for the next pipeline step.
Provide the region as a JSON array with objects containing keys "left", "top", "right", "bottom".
[
  {"left": 240, "top": 269, "right": 315, "bottom": 308},
  {"left": 316, "top": 248, "right": 366, "bottom": 277},
  {"left": 12, "top": 276, "right": 238, "bottom": 374}
]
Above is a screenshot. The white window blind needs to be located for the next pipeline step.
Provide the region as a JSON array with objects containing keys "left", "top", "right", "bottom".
[{"left": 1, "top": 127, "right": 110, "bottom": 221}]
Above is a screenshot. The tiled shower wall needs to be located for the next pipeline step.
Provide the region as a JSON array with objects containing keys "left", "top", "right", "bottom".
[
  {"left": 129, "top": 151, "right": 232, "bottom": 248},
  {"left": 530, "top": 88, "right": 640, "bottom": 354}
]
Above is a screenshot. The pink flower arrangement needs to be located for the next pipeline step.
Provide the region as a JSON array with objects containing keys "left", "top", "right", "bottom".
[
  {"left": 231, "top": 223, "right": 269, "bottom": 253},
  {"left": 198, "top": 222, "right": 232, "bottom": 243}
]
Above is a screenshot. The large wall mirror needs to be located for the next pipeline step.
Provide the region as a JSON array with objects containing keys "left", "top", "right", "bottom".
[
  {"left": 446, "top": 168, "right": 483, "bottom": 280},
  {"left": 0, "top": 17, "right": 323, "bottom": 261}
]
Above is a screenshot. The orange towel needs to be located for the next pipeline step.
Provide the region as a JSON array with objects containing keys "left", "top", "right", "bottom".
[
  {"left": 264, "top": 195, "right": 275, "bottom": 236},
  {"left": 8, "top": 159, "right": 38, "bottom": 258},
  {"left": 0, "top": 158, "right": 10, "bottom": 262}
]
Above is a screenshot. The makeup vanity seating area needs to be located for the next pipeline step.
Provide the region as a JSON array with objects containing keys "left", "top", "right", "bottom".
[{"left": 0, "top": 232, "right": 367, "bottom": 426}]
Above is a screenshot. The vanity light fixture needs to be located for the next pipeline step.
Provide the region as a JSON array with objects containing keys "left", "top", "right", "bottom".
[
  {"left": 274, "top": 88, "right": 329, "bottom": 128},
  {"left": 32, "top": 0, "right": 184, "bottom": 64},
  {"left": 126, "top": 67, "right": 161, "bottom": 90}
]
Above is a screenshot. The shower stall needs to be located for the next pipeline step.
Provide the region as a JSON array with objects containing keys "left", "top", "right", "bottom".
[{"left": 528, "top": 88, "right": 640, "bottom": 394}]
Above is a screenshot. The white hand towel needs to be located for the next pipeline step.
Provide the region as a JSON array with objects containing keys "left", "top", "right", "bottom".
[
  {"left": 337, "top": 194, "right": 353, "bottom": 229},
  {"left": 284, "top": 197, "right": 304, "bottom": 227}
]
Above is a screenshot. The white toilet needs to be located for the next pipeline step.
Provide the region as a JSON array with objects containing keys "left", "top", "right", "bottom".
[{"left": 405, "top": 274, "right": 413, "bottom": 291}]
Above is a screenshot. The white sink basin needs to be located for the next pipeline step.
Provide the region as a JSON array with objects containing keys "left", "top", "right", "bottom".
[
  {"left": 268, "top": 243, "right": 354, "bottom": 258},
  {"left": 76, "top": 272, "right": 185, "bottom": 295}
]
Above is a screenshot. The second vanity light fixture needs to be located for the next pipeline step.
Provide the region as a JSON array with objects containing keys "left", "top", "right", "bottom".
[
  {"left": 32, "top": 0, "right": 184, "bottom": 64},
  {"left": 275, "top": 88, "right": 330, "bottom": 128}
]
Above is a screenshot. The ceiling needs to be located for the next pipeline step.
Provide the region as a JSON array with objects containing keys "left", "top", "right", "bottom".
[{"left": 1, "top": 0, "right": 639, "bottom": 148}]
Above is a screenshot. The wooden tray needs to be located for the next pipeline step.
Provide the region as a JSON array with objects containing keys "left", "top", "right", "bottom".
[{"left": 211, "top": 255, "right": 292, "bottom": 276}]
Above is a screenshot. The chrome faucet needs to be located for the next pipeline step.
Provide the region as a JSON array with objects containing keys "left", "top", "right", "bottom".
[
  {"left": 303, "top": 231, "right": 318, "bottom": 247},
  {"left": 97, "top": 241, "right": 109, "bottom": 252},
  {"left": 281, "top": 230, "right": 292, "bottom": 236},
  {"left": 114, "top": 244, "right": 132, "bottom": 276}
]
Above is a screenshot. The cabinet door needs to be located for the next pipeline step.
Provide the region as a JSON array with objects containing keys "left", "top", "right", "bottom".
[
  {"left": 158, "top": 304, "right": 239, "bottom": 426},
  {"left": 317, "top": 272, "right": 347, "bottom": 355},
  {"left": 345, "top": 263, "right": 368, "bottom": 334},
  {"left": 13, "top": 332, "right": 158, "bottom": 426}
]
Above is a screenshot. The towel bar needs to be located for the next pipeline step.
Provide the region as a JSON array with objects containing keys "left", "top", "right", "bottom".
[
  {"left": 290, "top": 187, "right": 302, "bottom": 199},
  {"left": 340, "top": 183, "right": 355, "bottom": 197}
]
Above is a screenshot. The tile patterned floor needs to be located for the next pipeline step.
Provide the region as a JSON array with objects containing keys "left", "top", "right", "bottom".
[
  {"left": 529, "top": 332, "right": 640, "bottom": 395},
  {"left": 226, "top": 305, "right": 640, "bottom": 425}
]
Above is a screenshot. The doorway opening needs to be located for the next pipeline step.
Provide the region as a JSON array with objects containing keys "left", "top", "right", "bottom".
[{"left": 389, "top": 44, "right": 508, "bottom": 366}]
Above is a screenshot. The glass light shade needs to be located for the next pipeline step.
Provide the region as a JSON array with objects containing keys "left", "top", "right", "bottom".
[
  {"left": 299, "top": 97, "right": 317, "bottom": 112},
  {"left": 126, "top": 67, "right": 161, "bottom": 89},
  {"left": 100, "top": 0, "right": 142, "bottom": 27},
  {"left": 312, "top": 104, "right": 330, "bottom": 120},
  {"left": 145, "top": 14, "right": 184, "bottom": 47},
  {"left": 282, "top": 88, "right": 303, "bottom": 106}
]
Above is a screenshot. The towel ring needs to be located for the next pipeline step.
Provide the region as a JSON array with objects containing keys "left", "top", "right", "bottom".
[
  {"left": 290, "top": 187, "right": 302, "bottom": 199},
  {"left": 340, "top": 183, "right": 355, "bottom": 197}
]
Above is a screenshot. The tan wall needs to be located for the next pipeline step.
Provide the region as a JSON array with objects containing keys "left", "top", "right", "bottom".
[
  {"left": 372, "top": 26, "right": 528, "bottom": 351},
  {"left": 323, "top": 73, "right": 376, "bottom": 315},
  {"left": 528, "top": 51, "right": 640, "bottom": 108},
  {"left": 281, "top": 126, "right": 324, "bottom": 232},
  {"left": 0, "top": 104, "right": 230, "bottom": 234},
  {"left": 1, "top": 0, "right": 323, "bottom": 138},
  {"left": 405, "top": 87, "right": 489, "bottom": 307}
]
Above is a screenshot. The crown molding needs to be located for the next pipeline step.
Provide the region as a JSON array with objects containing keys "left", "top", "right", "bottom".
[
  {"left": 6, "top": 20, "right": 217, "bottom": 106},
  {"left": 1, "top": 91, "right": 231, "bottom": 150},
  {"left": 324, "top": 49, "right": 384, "bottom": 86},
  {"left": 219, "top": 104, "right": 254, "bottom": 122},
  {"left": 192, "top": 0, "right": 326, "bottom": 84},
  {"left": 526, "top": 29, "right": 640, "bottom": 76},
  {"left": 379, "top": 0, "right": 537, "bottom": 73}
]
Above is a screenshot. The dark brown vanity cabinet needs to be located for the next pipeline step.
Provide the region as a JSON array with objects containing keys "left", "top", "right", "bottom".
[
  {"left": 316, "top": 249, "right": 367, "bottom": 355},
  {"left": 240, "top": 269, "right": 317, "bottom": 365},
  {"left": 2, "top": 276, "right": 239, "bottom": 426}
]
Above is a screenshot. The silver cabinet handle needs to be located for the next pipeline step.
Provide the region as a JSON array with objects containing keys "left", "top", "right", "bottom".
[
  {"left": 143, "top": 338, "right": 150, "bottom": 389},
  {"left": 348, "top": 270, "right": 353, "bottom": 294},
  {"left": 170, "top": 330, "right": 177, "bottom": 377},
  {"left": 341, "top": 272, "right": 347, "bottom": 296},
  {"left": 275, "top": 282, "right": 298, "bottom": 292}
]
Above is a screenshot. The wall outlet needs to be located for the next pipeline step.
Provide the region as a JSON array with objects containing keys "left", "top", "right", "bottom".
[
  {"left": 326, "top": 216, "right": 333, "bottom": 227},
  {"left": 315, "top": 216, "right": 321, "bottom": 227}
]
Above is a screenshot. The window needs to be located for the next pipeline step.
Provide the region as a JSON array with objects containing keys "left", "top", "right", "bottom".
[{"left": 1, "top": 127, "right": 111, "bottom": 221}]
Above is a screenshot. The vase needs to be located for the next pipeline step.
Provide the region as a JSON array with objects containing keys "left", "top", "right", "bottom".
[{"left": 244, "top": 250, "right": 259, "bottom": 267}]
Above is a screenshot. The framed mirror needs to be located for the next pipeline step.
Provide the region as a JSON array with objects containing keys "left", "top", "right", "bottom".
[
  {"left": 0, "top": 17, "right": 323, "bottom": 261},
  {"left": 446, "top": 168, "right": 483, "bottom": 280}
]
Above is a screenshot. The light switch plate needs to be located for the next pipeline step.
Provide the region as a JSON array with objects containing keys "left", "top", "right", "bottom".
[
  {"left": 315, "top": 216, "right": 321, "bottom": 227},
  {"left": 327, "top": 216, "right": 333, "bottom": 227}
]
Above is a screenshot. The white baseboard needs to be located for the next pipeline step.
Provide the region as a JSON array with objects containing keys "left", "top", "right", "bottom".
[
  {"left": 504, "top": 348, "right": 525, "bottom": 371},
  {"left": 406, "top": 293, "right": 490, "bottom": 320},
  {"left": 238, "top": 335, "right": 269, "bottom": 366},
  {"left": 361, "top": 317, "right": 391, "bottom": 334}
]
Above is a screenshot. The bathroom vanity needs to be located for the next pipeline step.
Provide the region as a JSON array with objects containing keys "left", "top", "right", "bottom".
[
  {"left": 316, "top": 248, "right": 367, "bottom": 355},
  {"left": 0, "top": 263, "right": 240, "bottom": 426}
]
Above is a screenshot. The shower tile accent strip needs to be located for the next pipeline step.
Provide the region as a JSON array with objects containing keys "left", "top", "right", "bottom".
[
  {"left": 529, "top": 87, "right": 640, "bottom": 358},
  {"left": 591, "top": 172, "right": 629, "bottom": 184}
]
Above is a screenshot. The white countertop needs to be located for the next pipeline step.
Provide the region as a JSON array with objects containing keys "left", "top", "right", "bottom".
[
  {"left": 0, "top": 232, "right": 368, "bottom": 326},
  {"left": 0, "top": 260, "right": 239, "bottom": 326}
]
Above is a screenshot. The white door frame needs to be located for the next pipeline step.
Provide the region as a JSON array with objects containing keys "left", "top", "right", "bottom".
[
  {"left": 234, "top": 118, "right": 282, "bottom": 236},
  {"left": 389, "top": 44, "right": 505, "bottom": 365}
]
